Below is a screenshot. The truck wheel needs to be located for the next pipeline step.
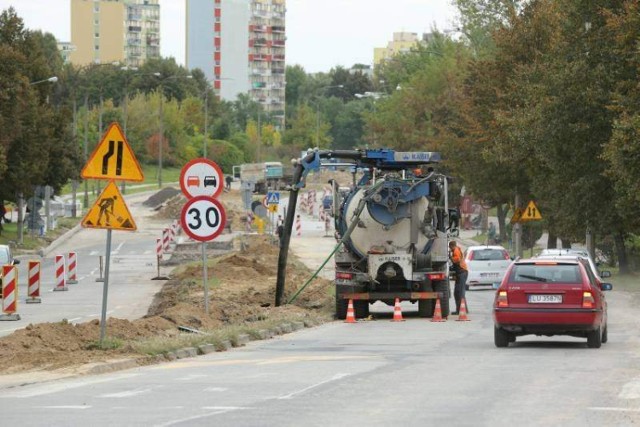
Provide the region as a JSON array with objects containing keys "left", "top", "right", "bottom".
[
  {"left": 418, "top": 282, "right": 434, "bottom": 318},
  {"left": 433, "top": 280, "right": 450, "bottom": 318},
  {"left": 335, "top": 294, "right": 348, "bottom": 320},
  {"left": 354, "top": 300, "right": 369, "bottom": 319}
]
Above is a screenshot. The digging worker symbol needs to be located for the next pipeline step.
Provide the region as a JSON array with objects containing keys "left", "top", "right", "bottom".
[{"left": 97, "top": 195, "right": 117, "bottom": 226}]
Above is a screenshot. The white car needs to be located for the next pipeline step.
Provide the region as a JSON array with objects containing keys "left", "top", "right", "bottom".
[{"left": 464, "top": 245, "right": 513, "bottom": 290}]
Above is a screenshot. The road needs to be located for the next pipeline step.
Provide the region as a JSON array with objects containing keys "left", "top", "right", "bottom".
[{"left": 0, "top": 191, "right": 173, "bottom": 337}]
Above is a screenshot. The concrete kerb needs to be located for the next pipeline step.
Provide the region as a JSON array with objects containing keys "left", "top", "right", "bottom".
[{"left": 39, "top": 223, "right": 83, "bottom": 257}]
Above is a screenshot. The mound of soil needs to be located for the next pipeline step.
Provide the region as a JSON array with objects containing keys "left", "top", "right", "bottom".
[{"left": 142, "top": 187, "right": 181, "bottom": 208}]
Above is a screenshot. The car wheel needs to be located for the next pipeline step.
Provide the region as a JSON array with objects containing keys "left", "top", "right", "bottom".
[
  {"left": 601, "top": 324, "right": 608, "bottom": 344},
  {"left": 494, "top": 327, "right": 510, "bottom": 348},
  {"left": 587, "top": 326, "right": 602, "bottom": 348}
]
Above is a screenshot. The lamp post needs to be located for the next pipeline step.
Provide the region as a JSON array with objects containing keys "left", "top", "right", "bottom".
[
  {"left": 155, "top": 73, "right": 193, "bottom": 188},
  {"left": 119, "top": 66, "right": 139, "bottom": 194}
]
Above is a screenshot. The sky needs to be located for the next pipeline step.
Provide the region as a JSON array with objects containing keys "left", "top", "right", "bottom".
[{"left": 0, "top": 0, "right": 459, "bottom": 73}]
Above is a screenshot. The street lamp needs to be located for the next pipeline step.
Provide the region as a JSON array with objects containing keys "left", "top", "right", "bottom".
[
  {"left": 29, "top": 76, "right": 58, "bottom": 86},
  {"left": 155, "top": 73, "right": 192, "bottom": 188}
]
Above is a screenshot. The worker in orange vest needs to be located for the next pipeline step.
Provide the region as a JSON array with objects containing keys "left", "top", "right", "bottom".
[{"left": 449, "top": 240, "right": 468, "bottom": 315}]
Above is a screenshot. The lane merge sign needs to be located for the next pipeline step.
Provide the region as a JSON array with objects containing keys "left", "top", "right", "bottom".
[
  {"left": 181, "top": 196, "right": 226, "bottom": 242},
  {"left": 180, "top": 158, "right": 224, "bottom": 199},
  {"left": 81, "top": 122, "right": 144, "bottom": 182}
]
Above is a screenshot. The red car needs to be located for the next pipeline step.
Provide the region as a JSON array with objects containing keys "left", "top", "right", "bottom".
[{"left": 493, "top": 258, "right": 612, "bottom": 348}]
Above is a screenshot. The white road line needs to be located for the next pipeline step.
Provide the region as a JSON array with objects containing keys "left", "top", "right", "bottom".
[
  {"left": 204, "top": 387, "right": 228, "bottom": 392},
  {"left": 111, "top": 242, "right": 125, "bottom": 255},
  {"left": 37, "top": 406, "right": 90, "bottom": 410},
  {"left": 277, "top": 373, "right": 350, "bottom": 400},
  {"left": 589, "top": 407, "right": 640, "bottom": 412},
  {"left": 154, "top": 407, "right": 249, "bottom": 427},
  {"left": 99, "top": 387, "right": 155, "bottom": 398},
  {"left": 89, "top": 251, "right": 100, "bottom": 256},
  {"left": 176, "top": 374, "right": 208, "bottom": 381},
  {"left": 0, "top": 373, "right": 140, "bottom": 398}
]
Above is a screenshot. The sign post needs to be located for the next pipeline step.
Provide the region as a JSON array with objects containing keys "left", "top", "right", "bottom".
[
  {"left": 179, "top": 158, "right": 226, "bottom": 315},
  {"left": 80, "top": 122, "right": 143, "bottom": 344}
]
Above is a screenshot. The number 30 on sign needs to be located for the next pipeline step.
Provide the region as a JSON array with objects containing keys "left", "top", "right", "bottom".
[{"left": 180, "top": 196, "right": 227, "bottom": 242}]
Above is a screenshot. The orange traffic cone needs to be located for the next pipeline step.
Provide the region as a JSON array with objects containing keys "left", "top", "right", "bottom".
[
  {"left": 345, "top": 299, "right": 356, "bottom": 323},
  {"left": 456, "top": 298, "right": 470, "bottom": 322},
  {"left": 431, "top": 298, "right": 446, "bottom": 322},
  {"left": 391, "top": 298, "right": 405, "bottom": 322}
]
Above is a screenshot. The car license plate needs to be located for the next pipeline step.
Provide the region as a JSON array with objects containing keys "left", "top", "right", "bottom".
[
  {"left": 480, "top": 273, "right": 500, "bottom": 278},
  {"left": 528, "top": 294, "right": 562, "bottom": 303}
]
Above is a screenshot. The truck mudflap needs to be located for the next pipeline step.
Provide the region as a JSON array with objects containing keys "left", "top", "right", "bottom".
[{"left": 340, "top": 291, "right": 444, "bottom": 301}]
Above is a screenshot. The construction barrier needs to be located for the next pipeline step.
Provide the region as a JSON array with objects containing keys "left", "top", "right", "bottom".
[
  {"left": 27, "top": 261, "right": 41, "bottom": 304},
  {"left": 170, "top": 222, "right": 176, "bottom": 242},
  {"left": 345, "top": 299, "right": 356, "bottom": 323},
  {"left": 67, "top": 251, "right": 78, "bottom": 284},
  {"left": 53, "top": 255, "right": 68, "bottom": 291},
  {"left": 0, "top": 265, "right": 20, "bottom": 320},
  {"left": 162, "top": 228, "right": 170, "bottom": 252},
  {"left": 295, "top": 214, "right": 302, "bottom": 237},
  {"left": 156, "top": 238, "right": 163, "bottom": 257},
  {"left": 391, "top": 298, "right": 405, "bottom": 322},
  {"left": 456, "top": 298, "right": 470, "bottom": 322}
]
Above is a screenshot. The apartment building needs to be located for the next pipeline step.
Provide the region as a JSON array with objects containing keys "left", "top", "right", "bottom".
[
  {"left": 70, "top": 0, "right": 160, "bottom": 67},
  {"left": 186, "top": 0, "right": 286, "bottom": 128},
  {"left": 373, "top": 32, "right": 420, "bottom": 66}
]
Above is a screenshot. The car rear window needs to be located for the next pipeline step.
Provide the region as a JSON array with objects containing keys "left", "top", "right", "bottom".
[
  {"left": 509, "top": 264, "right": 582, "bottom": 283},
  {"left": 0, "top": 249, "right": 9, "bottom": 265},
  {"left": 470, "top": 249, "right": 507, "bottom": 261}
]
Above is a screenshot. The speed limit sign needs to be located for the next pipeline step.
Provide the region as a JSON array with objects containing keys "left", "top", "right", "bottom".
[{"left": 180, "top": 196, "right": 227, "bottom": 242}]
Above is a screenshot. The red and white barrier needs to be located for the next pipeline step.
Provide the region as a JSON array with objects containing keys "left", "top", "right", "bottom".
[
  {"left": 67, "top": 251, "right": 78, "bottom": 284},
  {"left": 1, "top": 265, "right": 19, "bottom": 319},
  {"left": 162, "top": 228, "right": 171, "bottom": 252},
  {"left": 53, "top": 255, "right": 68, "bottom": 292},
  {"left": 170, "top": 222, "right": 176, "bottom": 242},
  {"left": 156, "top": 238, "right": 163, "bottom": 257},
  {"left": 27, "top": 261, "right": 41, "bottom": 304},
  {"left": 295, "top": 214, "right": 302, "bottom": 237}
]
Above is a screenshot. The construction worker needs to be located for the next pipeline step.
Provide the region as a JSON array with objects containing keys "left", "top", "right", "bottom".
[{"left": 449, "top": 240, "right": 468, "bottom": 315}]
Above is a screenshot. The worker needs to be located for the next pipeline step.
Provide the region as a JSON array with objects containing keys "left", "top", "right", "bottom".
[{"left": 449, "top": 240, "right": 468, "bottom": 315}]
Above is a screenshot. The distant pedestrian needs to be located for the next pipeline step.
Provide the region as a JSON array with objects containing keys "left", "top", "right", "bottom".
[
  {"left": 277, "top": 215, "right": 284, "bottom": 227},
  {"left": 449, "top": 240, "right": 468, "bottom": 315},
  {"left": 225, "top": 175, "right": 233, "bottom": 190},
  {"left": 488, "top": 222, "right": 497, "bottom": 244}
]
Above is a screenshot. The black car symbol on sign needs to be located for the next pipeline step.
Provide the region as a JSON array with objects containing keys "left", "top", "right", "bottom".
[{"left": 203, "top": 176, "right": 217, "bottom": 187}]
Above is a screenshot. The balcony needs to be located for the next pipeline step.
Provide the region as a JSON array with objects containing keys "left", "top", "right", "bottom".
[
  {"left": 272, "top": 54, "right": 285, "bottom": 61},
  {"left": 250, "top": 24, "right": 268, "bottom": 33},
  {"left": 272, "top": 40, "right": 285, "bottom": 46},
  {"left": 250, "top": 38, "right": 268, "bottom": 47},
  {"left": 128, "top": 26, "right": 142, "bottom": 32},
  {"left": 272, "top": 26, "right": 285, "bottom": 33},
  {"left": 271, "top": 67, "right": 285, "bottom": 74}
]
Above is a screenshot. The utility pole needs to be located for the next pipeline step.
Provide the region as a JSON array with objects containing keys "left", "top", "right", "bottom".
[
  {"left": 203, "top": 90, "right": 208, "bottom": 158},
  {"left": 515, "top": 192, "right": 522, "bottom": 258},
  {"left": 158, "top": 84, "right": 164, "bottom": 188},
  {"left": 83, "top": 94, "right": 89, "bottom": 209}
]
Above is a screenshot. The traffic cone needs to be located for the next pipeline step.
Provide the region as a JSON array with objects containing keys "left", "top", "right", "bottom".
[
  {"left": 456, "top": 298, "right": 471, "bottom": 321},
  {"left": 345, "top": 299, "right": 356, "bottom": 323},
  {"left": 431, "top": 298, "right": 446, "bottom": 322},
  {"left": 391, "top": 298, "right": 405, "bottom": 322}
]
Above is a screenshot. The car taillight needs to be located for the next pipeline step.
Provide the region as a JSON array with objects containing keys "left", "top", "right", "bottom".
[
  {"left": 427, "top": 272, "right": 446, "bottom": 281},
  {"left": 582, "top": 291, "right": 595, "bottom": 309},
  {"left": 502, "top": 251, "right": 510, "bottom": 260},
  {"left": 497, "top": 291, "right": 509, "bottom": 308},
  {"left": 336, "top": 272, "right": 353, "bottom": 280},
  {"left": 467, "top": 251, "right": 474, "bottom": 261}
]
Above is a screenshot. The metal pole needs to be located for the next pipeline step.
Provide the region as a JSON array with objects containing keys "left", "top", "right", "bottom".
[
  {"left": 96, "top": 94, "right": 103, "bottom": 195},
  {"left": 72, "top": 97, "right": 78, "bottom": 217},
  {"left": 99, "top": 229, "right": 113, "bottom": 344},
  {"left": 515, "top": 193, "right": 522, "bottom": 258},
  {"left": 158, "top": 85, "right": 163, "bottom": 188},
  {"left": 203, "top": 91, "right": 208, "bottom": 158},
  {"left": 83, "top": 94, "right": 89, "bottom": 209},
  {"left": 202, "top": 242, "right": 209, "bottom": 314},
  {"left": 121, "top": 86, "right": 128, "bottom": 194}
]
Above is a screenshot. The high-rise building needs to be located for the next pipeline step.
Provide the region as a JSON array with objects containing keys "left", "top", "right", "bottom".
[
  {"left": 186, "top": 0, "right": 286, "bottom": 128},
  {"left": 70, "top": 0, "right": 160, "bottom": 67},
  {"left": 374, "top": 32, "right": 419, "bottom": 66}
]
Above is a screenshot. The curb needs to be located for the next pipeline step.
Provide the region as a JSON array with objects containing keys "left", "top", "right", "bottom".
[{"left": 40, "top": 223, "right": 83, "bottom": 257}]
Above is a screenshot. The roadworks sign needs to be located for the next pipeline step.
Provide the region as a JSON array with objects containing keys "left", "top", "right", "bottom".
[
  {"left": 82, "top": 181, "right": 137, "bottom": 231},
  {"left": 510, "top": 208, "right": 524, "bottom": 224},
  {"left": 81, "top": 122, "right": 144, "bottom": 182}
]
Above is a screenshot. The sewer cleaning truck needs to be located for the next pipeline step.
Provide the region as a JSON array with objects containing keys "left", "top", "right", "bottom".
[{"left": 275, "top": 149, "right": 456, "bottom": 318}]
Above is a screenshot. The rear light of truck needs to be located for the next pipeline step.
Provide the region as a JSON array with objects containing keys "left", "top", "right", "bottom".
[
  {"left": 582, "top": 291, "right": 595, "bottom": 309},
  {"left": 427, "top": 272, "right": 447, "bottom": 281},
  {"left": 497, "top": 291, "right": 509, "bottom": 308},
  {"left": 336, "top": 272, "right": 353, "bottom": 280}
]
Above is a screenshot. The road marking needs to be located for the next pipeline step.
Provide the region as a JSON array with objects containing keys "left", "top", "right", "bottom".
[
  {"left": 589, "top": 407, "right": 640, "bottom": 412},
  {"left": 99, "top": 387, "right": 155, "bottom": 398},
  {"left": 277, "top": 373, "right": 350, "bottom": 400},
  {"left": 619, "top": 376, "right": 640, "bottom": 399},
  {"left": 37, "top": 406, "right": 90, "bottom": 409},
  {"left": 68, "top": 317, "right": 82, "bottom": 322},
  {"left": 154, "top": 407, "right": 249, "bottom": 427},
  {"left": 204, "top": 387, "right": 228, "bottom": 392},
  {"left": 112, "top": 242, "right": 125, "bottom": 255},
  {"left": 0, "top": 373, "right": 140, "bottom": 398},
  {"left": 176, "top": 374, "right": 208, "bottom": 381},
  {"left": 90, "top": 251, "right": 100, "bottom": 256},
  {"left": 155, "top": 355, "right": 377, "bottom": 370}
]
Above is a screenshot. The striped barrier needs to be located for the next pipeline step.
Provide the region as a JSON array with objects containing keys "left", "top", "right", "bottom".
[
  {"left": 0, "top": 265, "right": 20, "bottom": 320},
  {"left": 156, "top": 238, "right": 163, "bottom": 257},
  {"left": 27, "top": 261, "right": 41, "bottom": 304},
  {"left": 53, "top": 255, "right": 68, "bottom": 291},
  {"left": 296, "top": 214, "right": 302, "bottom": 237},
  {"left": 162, "top": 228, "right": 170, "bottom": 252},
  {"left": 67, "top": 251, "right": 78, "bottom": 284},
  {"left": 170, "top": 222, "right": 176, "bottom": 242}
]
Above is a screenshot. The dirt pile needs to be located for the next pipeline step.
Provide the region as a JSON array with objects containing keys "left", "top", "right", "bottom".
[
  {"left": 142, "top": 187, "right": 181, "bottom": 208},
  {"left": 0, "top": 235, "right": 333, "bottom": 375}
]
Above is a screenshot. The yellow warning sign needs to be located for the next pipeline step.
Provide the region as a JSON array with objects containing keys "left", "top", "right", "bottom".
[
  {"left": 521, "top": 200, "right": 542, "bottom": 221},
  {"left": 268, "top": 204, "right": 278, "bottom": 213},
  {"left": 510, "top": 208, "right": 523, "bottom": 224},
  {"left": 82, "top": 181, "right": 137, "bottom": 231},
  {"left": 81, "top": 122, "right": 144, "bottom": 182}
]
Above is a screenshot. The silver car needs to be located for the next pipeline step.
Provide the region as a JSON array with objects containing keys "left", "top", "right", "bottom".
[{"left": 464, "top": 245, "right": 513, "bottom": 290}]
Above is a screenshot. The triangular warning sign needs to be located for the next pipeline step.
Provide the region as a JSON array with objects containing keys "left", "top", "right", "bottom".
[
  {"left": 510, "top": 208, "right": 524, "bottom": 224},
  {"left": 521, "top": 200, "right": 542, "bottom": 221},
  {"left": 81, "top": 122, "right": 144, "bottom": 182},
  {"left": 81, "top": 181, "right": 137, "bottom": 231}
]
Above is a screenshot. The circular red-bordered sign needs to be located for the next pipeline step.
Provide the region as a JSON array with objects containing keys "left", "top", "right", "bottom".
[
  {"left": 179, "top": 158, "right": 224, "bottom": 199},
  {"left": 180, "top": 196, "right": 227, "bottom": 242}
]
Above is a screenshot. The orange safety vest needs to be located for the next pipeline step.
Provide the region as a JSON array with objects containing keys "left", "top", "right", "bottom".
[{"left": 451, "top": 246, "right": 467, "bottom": 271}]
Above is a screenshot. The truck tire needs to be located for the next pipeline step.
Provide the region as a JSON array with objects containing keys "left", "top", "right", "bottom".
[
  {"left": 354, "top": 300, "right": 369, "bottom": 319},
  {"left": 418, "top": 282, "right": 434, "bottom": 318},
  {"left": 335, "top": 294, "right": 348, "bottom": 320},
  {"left": 433, "top": 280, "right": 450, "bottom": 318}
]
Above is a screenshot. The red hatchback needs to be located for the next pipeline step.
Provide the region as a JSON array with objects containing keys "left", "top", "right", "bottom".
[{"left": 493, "top": 258, "right": 612, "bottom": 348}]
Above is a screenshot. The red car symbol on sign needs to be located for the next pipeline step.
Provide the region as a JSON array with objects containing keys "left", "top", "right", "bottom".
[{"left": 187, "top": 176, "right": 200, "bottom": 187}]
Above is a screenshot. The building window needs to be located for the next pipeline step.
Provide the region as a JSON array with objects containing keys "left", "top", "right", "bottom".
[
  {"left": 95, "top": 33, "right": 99, "bottom": 38},
  {"left": 95, "top": 45, "right": 100, "bottom": 51}
]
